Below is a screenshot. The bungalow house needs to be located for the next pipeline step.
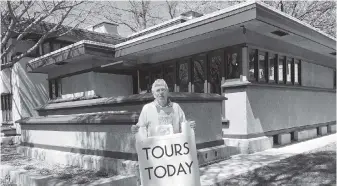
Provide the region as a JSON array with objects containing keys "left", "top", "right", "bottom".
[{"left": 1, "top": 0, "right": 336, "bottom": 178}]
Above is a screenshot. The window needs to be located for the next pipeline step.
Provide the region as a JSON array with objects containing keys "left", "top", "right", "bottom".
[
  {"left": 286, "top": 57, "right": 292, "bottom": 84},
  {"left": 226, "top": 47, "right": 242, "bottom": 79},
  {"left": 1, "top": 94, "right": 12, "bottom": 122},
  {"left": 139, "top": 70, "right": 150, "bottom": 93},
  {"left": 49, "top": 79, "right": 62, "bottom": 99},
  {"left": 163, "top": 63, "right": 175, "bottom": 92},
  {"left": 42, "top": 40, "right": 74, "bottom": 55},
  {"left": 42, "top": 42, "right": 51, "bottom": 55},
  {"left": 208, "top": 50, "right": 223, "bottom": 94},
  {"left": 192, "top": 54, "right": 206, "bottom": 93},
  {"left": 294, "top": 60, "right": 301, "bottom": 85},
  {"left": 150, "top": 67, "right": 163, "bottom": 85},
  {"left": 52, "top": 42, "right": 61, "bottom": 51},
  {"left": 278, "top": 55, "right": 285, "bottom": 84},
  {"left": 26, "top": 47, "right": 40, "bottom": 58},
  {"left": 268, "top": 53, "right": 277, "bottom": 83},
  {"left": 177, "top": 58, "right": 190, "bottom": 92},
  {"left": 258, "top": 51, "right": 267, "bottom": 82},
  {"left": 248, "top": 49, "right": 257, "bottom": 81}
]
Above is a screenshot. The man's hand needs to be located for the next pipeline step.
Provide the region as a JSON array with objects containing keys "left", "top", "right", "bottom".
[
  {"left": 188, "top": 120, "right": 196, "bottom": 130},
  {"left": 131, "top": 125, "right": 140, "bottom": 134}
]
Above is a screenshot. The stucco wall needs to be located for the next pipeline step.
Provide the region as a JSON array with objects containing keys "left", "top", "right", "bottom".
[
  {"left": 179, "top": 102, "right": 223, "bottom": 143},
  {"left": 21, "top": 102, "right": 222, "bottom": 153},
  {"left": 21, "top": 124, "right": 136, "bottom": 153},
  {"left": 61, "top": 72, "right": 96, "bottom": 98},
  {"left": 302, "top": 61, "right": 334, "bottom": 89},
  {"left": 61, "top": 72, "right": 133, "bottom": 98},
  {"left": 246, "top": 86, "right": 336, "bottom": 134},
  {"left": 0, "top": 58, "right": 48, "bottom": 133},
  {"left": 223, "top": 88, "right": 247, "bottom": 135},
  {"left": 94, "top": 73, "right": 133, "bottom": 97},
  {"left": 0, "top": 68, "right": 11, "bottom": 94},
  {"left": 13, "top": 58, "right": 49, "bottom": 118}
]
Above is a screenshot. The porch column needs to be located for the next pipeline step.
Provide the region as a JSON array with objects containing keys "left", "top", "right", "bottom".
[{"left": 241, "top": 46, "right": 248, "bottom": 82}]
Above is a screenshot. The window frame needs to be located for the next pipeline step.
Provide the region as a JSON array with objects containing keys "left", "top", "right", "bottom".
[
  {"left": 48, "top": 78, "right": 62, "bottom": 99},
  {"left": 1, "top": 93, "right": 12, "bottom": 122},
  {"left": 258, "top": 51, "right": 268, "bottom": 82},
  {"left": 277, "top": 55, "right": 285, "bottom": 84},
  {"left": 267, "top": 53, "right": 277, "bottom": 84},
  {"left": 225, "top": 46, "right": 242, "bottom": 80},
  {"left": 248, "top": 48, "right": 258, "bottom": 82},
  {"left": 292, "top": 58, "right": 302, "bottom": 86},
  {"left": 207, "top": 49, "right": 224, "bottom": 94},
  {"left": 176, "top": 57, "right": 191, "bottom": 92},
  {"left": 191, "top": 53, "right": 207, "bottom": 93},
  {"left": 286, "top": 56, "right": 293, "bottom": 84}
]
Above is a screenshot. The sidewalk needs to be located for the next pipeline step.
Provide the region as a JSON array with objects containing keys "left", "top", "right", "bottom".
[{"left": 200, "top": 133, "right": 336, "bottom": 186}]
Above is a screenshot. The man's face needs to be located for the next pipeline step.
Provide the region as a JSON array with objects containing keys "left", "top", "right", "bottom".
[{"left": 153, "top": 86, "right": 168, "bottom": 102}]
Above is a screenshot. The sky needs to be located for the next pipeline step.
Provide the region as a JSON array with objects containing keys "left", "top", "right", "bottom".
[{"left": 75, "top": 1, "right": 240, "bottom": 37}]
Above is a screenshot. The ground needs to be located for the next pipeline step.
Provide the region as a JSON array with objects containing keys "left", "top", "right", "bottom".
[
  {"left": 0, "top": 144, "right": 117, "bottom": 185},
  {"left": 221, "top": 142, "right": 336, "bottom": 186},
  {"left": 1, "top": 142, "right": 336, "bottom": 185}
]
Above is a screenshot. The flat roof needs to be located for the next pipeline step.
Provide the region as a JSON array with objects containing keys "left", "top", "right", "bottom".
[
  {"left": 115, "top": 1, "right": 336, "bottom": 49},
  {"left": 27, "top": 1, "right": 336, "bottom": 73}
]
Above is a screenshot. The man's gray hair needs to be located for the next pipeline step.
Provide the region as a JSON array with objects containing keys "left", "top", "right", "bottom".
[{"left": 151, "top": 79, "right": 168, "bottom": 92}]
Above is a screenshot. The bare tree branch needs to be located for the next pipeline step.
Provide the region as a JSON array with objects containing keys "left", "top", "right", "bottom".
[{"left": 1, "top": 0, "right": 91, "bottom": 68}]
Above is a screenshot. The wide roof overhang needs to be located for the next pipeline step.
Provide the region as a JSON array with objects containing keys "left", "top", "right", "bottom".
[
  {"left": 28, "top": 1, "right": 336, "bottom": 73},
  {"left": 27, "top": 40, "right": 135, "bottom": 74},
  {"left": 114, "top": 1, "right": 335, "bottom": 67}
]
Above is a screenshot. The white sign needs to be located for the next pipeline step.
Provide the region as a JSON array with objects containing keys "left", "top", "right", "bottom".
[{"left": 136, "top": 124, "right": 201, "bottom": 186}]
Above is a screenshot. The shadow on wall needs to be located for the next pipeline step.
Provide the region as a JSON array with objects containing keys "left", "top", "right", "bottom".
[
  {"left": 0, "top": 69, "right": 11, "bottom": 93},
  {"left": 55, "top": 113, "right": 138, "bottom": 173},
  {"left": 14, "top": 62, "right": 48, "bottom": 118}
]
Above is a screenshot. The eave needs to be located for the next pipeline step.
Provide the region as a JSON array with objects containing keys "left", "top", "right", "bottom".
[{"left": 27, "top": 40, "right": 117, "bottom": 73}]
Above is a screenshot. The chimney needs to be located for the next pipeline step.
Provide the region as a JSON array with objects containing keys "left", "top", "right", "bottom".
[
  {"left": 180, "top": 11, "right": 203, "bottom": 20},
  {"left": 91, "top": 22, "right": 119, "bottom": 35}
]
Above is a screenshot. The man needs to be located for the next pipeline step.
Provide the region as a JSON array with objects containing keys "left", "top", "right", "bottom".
[
  {"left": 131, "top": 79, "right": 196, "bottom": 136},
  {"left": 131, "top": 79, "right": 196, "bottom": 185}
]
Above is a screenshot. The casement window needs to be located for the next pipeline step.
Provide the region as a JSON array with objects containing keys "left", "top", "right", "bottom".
[
  {"left": 286, "top": 57, "right": 293, "bottom": 84},
  {"left": 1, "top": 94, "right": 12, "bottom": 122},
  {"left": 278, "top": 55, "right": 285, "bottom": 84},
  {"left": 49, "top": 78, "right": 62, "bottom": 99},
  {"left": 192, "top": 53, "right": 206, "bottom": 93},
  {"left": 138, "top": 70, "right": 151, "bottom": 93},
  {"left": 42, "top": 40, "right": 73, "bottom": 55},
  {"left": 226, "top": 47, "right": 242, "bottom": 80},
  {"left": 258, "top": 51, "right": 267, "bottom": 82},
  {"left": 163, "top": 63, "right": 175, "bottom": 92},
  {"left": 247, "top": 47, "right": 303, "bottom": 87},
  {"left": 292, "top": 59, "right": 299, "bottom": 85},
  {"left": 268, "top": 53, "right": 277, "bottom": 83},
  {"left": 177, "top": 58, "right": 190, "bottom": 92},
  {"left": 248, "top": 48, "right": 257, "bottom": 81},
  {"left": 208, "top": 50, "right": 223, "bottom": 94}
]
